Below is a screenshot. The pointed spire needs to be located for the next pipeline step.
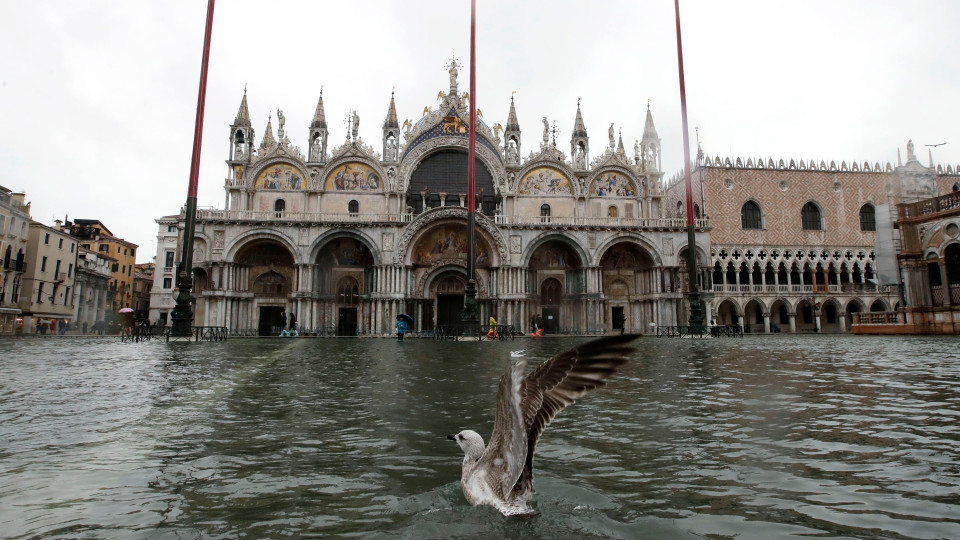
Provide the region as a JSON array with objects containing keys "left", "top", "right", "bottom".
[
  {"left": 573, "top": 98, "right": 587, "bottom": 138},
  {"left": 234, "top": 87, "right": 251, "bottom": 127},
  {"left": 310, "top": 90, "right": 327, "bottom": 128},
  {"left": 617, "top": 130, "right": 625, "bottom": 154},
  {"left": 383, "top": 90, "right": 399, "bottom": 129},
  {"left": 642, "top": 103, "right": 658, "bottom": 140},
  {"left": 261, "top": 114, "right": 276, "bottom": 149},
  {"left": 506, "top": 95, "right": 520, "bottom": 131}
]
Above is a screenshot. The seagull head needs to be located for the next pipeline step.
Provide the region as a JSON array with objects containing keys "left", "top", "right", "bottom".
[{"left": 447, "top": 429, "right": 485, "bottom": 459}]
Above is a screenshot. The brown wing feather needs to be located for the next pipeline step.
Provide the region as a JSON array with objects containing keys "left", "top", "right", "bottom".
[
  {"left": 511, "top": 334, "right": 638, "bottom": 498},
  {"left": 478, "top": 359, "right": 528, "bottom": 500}
]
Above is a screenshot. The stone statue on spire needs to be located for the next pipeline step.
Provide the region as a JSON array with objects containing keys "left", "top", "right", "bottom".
[{"left": 445, "top": 52, "right": 462, "bottom": 93}]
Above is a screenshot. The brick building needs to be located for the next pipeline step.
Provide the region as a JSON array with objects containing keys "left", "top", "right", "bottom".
[{"left": 665, "top": 141, "right": 960, "bottom": 332}]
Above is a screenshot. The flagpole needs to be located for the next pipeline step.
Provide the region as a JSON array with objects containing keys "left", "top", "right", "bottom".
[
  {"left": 171, "top": 0, "right": 215, "bottom": 337},
  {"left": 461, "top": 0, "right": 479, "bottom": 325},
  {"left": 674, "top": 0, "right": 705, "bottom": 331}
]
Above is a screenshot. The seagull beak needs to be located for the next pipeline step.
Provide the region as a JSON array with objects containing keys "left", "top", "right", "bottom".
[{"left": 446, "top": 434, "right": 457, "bottom": 441}]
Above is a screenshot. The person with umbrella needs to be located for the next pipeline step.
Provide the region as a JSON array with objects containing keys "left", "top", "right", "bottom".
[{"left": 396, "top": 313, "right": 412, "bottom": 341}]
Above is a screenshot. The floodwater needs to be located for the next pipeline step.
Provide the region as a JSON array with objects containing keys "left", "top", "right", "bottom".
[{"left": 1, "top": 335, "right": 959, "bottom": 539}]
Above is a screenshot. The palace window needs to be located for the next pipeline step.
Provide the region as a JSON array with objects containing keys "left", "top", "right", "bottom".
[
  {"left": 801, "top": 202, "right": 822, "bottom": 230},
  {"left": 741, "top": 201, "right": 762, "bottom": 229},
  {"left": 859, "top": 204, "right": 876, "bottom": 231}
]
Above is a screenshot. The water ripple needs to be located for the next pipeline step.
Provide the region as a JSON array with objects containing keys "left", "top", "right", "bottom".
[{"left": 1, "top": 335, "right": 959, "bottom": 537}]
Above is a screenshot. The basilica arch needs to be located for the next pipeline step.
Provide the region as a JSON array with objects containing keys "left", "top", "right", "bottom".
[
  {"left": 597, "top": 239, "right": 661, "bottom": 333},
  {"left": 311, "top": 233, "right": 377, "bottom": 336},
  {"left": 524, "top": 237, "right": 585, "bottom": 334},
  {"left": 234, "top": 238, "right": 297, "bottom": 336}
]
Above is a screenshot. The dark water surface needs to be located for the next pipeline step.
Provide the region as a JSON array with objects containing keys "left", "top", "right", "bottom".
[{"left": 2, "top": 335, "right": 959, "bottom": 539}]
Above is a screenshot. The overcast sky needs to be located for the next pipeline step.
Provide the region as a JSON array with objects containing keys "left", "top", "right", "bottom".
[{"left": 2, "top": 0, "right": 957, "bottom": 263}]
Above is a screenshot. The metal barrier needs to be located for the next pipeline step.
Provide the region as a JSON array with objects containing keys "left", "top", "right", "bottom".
[
  {"left": 166, "top": 326, "right": 228, "bottom": 342},
  {"left": 653, "top": 325, "right": 743, "bottom": 338},
  {"left": 433, "top": 324, "right": 517, "bottom": 341}
]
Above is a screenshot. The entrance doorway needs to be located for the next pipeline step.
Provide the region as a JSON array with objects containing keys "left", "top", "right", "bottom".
[
  {"left": 542, "top": 307, "right": 560, "bottom": 334},
  {"left": 437, "top": 295, "right": 464, "bottom": 327},
  {"left": 338, "top": 307, "right": 358, "bottom": 336},
  {"left": 258, "top": 306, "right": 285, "bottom": 336},
  {"left": 612, "top": 306, "right": 625, "bottom": 331}
]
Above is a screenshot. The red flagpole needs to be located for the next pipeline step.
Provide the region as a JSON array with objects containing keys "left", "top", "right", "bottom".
[
  {"left": 461, "top": 0, "right": 480, "bottom": 324},
  {"left": 674, "top": 0, "right": 705, "bottom": 330},
  {"left": 188, "top": 0, "right": 215, "bottom": 199},
  {"left": 171, "top": 0, "right": 215, "bottom": 336},
  {"left": 468, "top": 0, "right": 476, "bottom": 213},
  {"left": 674, "top": 0, "right": 694, "bottom": 227}
]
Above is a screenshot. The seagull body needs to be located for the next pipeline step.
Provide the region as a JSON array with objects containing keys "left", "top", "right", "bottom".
[{"left": 448, "top": 334, "right": 638, "bottom": 516}]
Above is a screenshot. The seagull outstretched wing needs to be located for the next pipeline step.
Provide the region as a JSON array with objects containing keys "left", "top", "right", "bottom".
[{"left": 511, "top": 333, "right": 637, "bottom": 498}]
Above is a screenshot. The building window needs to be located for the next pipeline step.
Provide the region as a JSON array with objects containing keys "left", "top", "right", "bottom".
[
  {"left": 41, "top": 256, "right": 47, "bottom": 272},
  {"left": 859, "top": 204, "right": 876, "bottom": 231},
  {"left": 68, "top": 263, "right": 73, "bottom": 277},
  {"left": 540, "top": 204, "right": 551, "bottom": 223},
  {"left": 70, "top": 243, "right": 74, "bottom": 253},
  {"left": 274, "top": 199, "right": 286, "bottom": 214},
  {"left": 348, "top": 200, "right": 359, "bottom": 215},
  {"left": 37, "top": 282, "right": 43, "bottom": 303},
  {"left": 163, "top": 277, "right": 172, "bottom": 289},
  {"left": 168, "top": 225, "right": 177, "bottom": 232},
  {"left": 44, "top": 233, "right": 50, "bottom": 244},
  {"left": 99, "top": 245, "right": 109, "bottom": 252},
  {"left": 58, "top": 238, "right": 63, "bottom": 249},
  {"left": 112, "top": 263, "right": 119, "bottom": 272},
  {"left": 741, "top": 201, "right": 762, "bottom": 229},
  {"left": 165, "top": 251, "right": 175, "bottom": 268},
  {"left": 801, "top": 202, "right": 822, "bottom": 230}
]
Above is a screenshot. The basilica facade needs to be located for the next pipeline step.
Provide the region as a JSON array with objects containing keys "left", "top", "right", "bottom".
[{"left": 150, "top": 66, "right": 709, "bottom": 335}]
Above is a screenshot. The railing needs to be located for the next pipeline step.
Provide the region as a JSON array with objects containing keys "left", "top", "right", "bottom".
[
  {"left": 196, "top": 210, "right": 414, "bottom": 223},
  {"left": 433, "top": 324, "right": 518, "bottom": 341},
  {"left": 899, "top": 191, "right": 960, "bottom": 219},
  {"left": 194, "top": 209, "right": 709, "bottom": 229},
  {"left": 710, "top": 283, "right": 900, "bottom": 295},
  {"left": 166, "top": 326, "right": 228, "bottom": 342},
  {"left": 652, "top": 325, "right": 742, "bottom": 338},
  {"left": 494, "top": 215, "right": 710, "bottom": 228},
  {"left": 851, "top": 312, "right": 904, "bottom": 325},
  {"left": 120, "top": 325, "right": 165, "bottom": 343}
]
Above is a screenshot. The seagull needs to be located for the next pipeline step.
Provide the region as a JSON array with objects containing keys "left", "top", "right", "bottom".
[{"left": 447, "top": 333, "right": 638, "bottom": 516}]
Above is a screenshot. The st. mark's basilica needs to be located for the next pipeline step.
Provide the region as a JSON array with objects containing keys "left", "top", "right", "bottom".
[
  {"left": 150, "top": 61, "right": 709, "bottom": 335},
  {"left": 150, "top": 59, "right": 960, "bottom": 336}
]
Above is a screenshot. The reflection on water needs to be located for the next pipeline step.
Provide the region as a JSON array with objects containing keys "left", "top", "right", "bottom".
[{"left": 1, "top": 336, "right": 959, "bottom": 538}]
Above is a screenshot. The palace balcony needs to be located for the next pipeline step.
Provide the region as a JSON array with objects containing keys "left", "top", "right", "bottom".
[{"left": 710, "top": 283, "right": 901, "bottom": 295}]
